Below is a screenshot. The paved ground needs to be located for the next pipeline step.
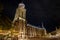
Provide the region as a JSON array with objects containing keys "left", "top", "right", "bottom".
[{"left": 28, "top": 37, "right": 60, "bottom": 40}]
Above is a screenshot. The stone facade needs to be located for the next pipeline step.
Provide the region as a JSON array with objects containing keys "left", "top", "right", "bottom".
[{"left": 12, "top": 3, "right": 60, "bottom": 40}]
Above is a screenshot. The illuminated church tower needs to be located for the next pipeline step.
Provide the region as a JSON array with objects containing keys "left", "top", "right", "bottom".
[
  {"left": 13, "top": 2, "right": 28, "bottom": 40},
  {"left": 13, "top": 2, "right": 26, "bottom": 31}
]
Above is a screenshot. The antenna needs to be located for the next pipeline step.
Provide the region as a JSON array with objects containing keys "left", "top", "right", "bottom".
[
  {"left": 42, "top": 22, "right": 45, "bottom": 30},
  {"left": 56, "top": 27, "right": 58, "bottom": 34},
  {"left": 42, "top": 22, "right": 47, "bottom": 35}
]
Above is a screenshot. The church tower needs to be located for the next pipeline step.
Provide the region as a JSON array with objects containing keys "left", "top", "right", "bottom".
[{"left": 13, "top": 2, "right": 28, "bottom": 40}]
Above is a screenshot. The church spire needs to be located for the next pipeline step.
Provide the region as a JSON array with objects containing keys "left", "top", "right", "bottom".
[{"left": 42, "top": 22, "right": 47, "bottom": 35}]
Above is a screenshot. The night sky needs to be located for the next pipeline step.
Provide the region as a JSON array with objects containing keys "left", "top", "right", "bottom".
[{"left": 1, "top": 0, "right": 60, "bottom": 32}]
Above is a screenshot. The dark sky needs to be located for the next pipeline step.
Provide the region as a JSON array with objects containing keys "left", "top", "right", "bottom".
[{"left": 1, "top": 0, "right": 60, "bottom": 32}]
